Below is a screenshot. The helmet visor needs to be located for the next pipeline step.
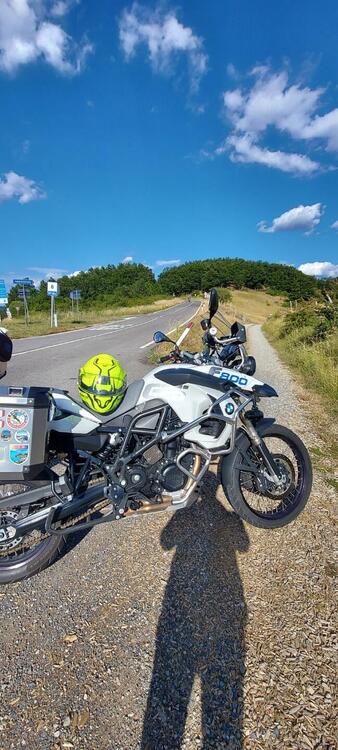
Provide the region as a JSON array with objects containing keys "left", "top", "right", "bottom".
[{"left": 79, "top": 373, "right": 126, "bottom": 397}]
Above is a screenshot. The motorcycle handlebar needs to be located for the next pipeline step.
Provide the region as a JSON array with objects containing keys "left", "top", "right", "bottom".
[{"left": 180, "top": 350, "right": 196, "bottom": 362}]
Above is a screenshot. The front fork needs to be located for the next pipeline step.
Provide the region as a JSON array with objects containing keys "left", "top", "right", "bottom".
[{"left": 240, "top": 414, "right": 283, "bottom": 485}]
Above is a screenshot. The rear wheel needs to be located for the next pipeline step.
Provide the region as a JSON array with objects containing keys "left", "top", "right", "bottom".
[
  {"left": 222, "top": 424, "right": 312, "bottom": 528},
  {"left": 0, "top": 483, "right": 66, "bottom": 584}
]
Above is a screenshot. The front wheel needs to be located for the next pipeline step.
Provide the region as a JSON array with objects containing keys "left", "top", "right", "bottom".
[{"left": 221, "top": 423, "right": 312, "bottom": 528}]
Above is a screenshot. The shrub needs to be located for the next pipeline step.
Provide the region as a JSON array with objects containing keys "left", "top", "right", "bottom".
[{"left": 217, "top": 287, "right": 232, "bottom": 303}]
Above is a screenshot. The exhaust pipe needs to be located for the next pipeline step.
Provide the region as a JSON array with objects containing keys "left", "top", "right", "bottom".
[{"left": 10, "top": 450, "right": 208, "bottom": 540}]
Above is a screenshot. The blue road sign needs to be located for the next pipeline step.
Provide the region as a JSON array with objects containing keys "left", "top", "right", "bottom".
[
  {"left": 13, "top": 278, "right": 34, "bottom": 286},
  {"left": 70, "top": 290, "right": 81, "bottom": 300},
  {"left": 47, "top": 281, "right": 59, "bottom": 297},
  {"left": 0, "top": 279, "right": 8, "bottom": 306}
]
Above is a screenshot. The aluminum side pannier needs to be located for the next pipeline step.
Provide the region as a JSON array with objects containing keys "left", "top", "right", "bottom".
[{"left": 0, "top": 386, "right": 50, "bottom": 481}]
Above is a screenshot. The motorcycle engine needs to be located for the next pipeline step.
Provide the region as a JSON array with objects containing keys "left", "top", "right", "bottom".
[{"left": 124, "top": 439, "right": 193, "bottom": 497}]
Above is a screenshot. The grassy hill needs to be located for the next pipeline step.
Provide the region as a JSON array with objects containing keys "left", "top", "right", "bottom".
[
  {"left": 220, "top": 288, "right": 283, "bottom": 324},
  {"left": 264, "top": 301, "right": 338, "bottom": 417}
]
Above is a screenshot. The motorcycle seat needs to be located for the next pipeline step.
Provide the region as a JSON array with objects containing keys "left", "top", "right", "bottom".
[{"left": 95, "top": 379, "right": 145, "bottom": 424}]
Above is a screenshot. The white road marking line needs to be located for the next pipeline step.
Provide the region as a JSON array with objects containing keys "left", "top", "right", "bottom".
[
  {"left": 139, "top": 302, "right": 203, "bottom": 349},
  {"left": 12, "top": 303, "right": 195, "bottom": 357},
  {"left": 13, "top": 320, "right": 163, "bottom": 356},
  {"left": 89, "top": 323, "right": 135, "bottom": 331},
  {"left": 12, "top": 303, "right": 189, "bottom": 345}
]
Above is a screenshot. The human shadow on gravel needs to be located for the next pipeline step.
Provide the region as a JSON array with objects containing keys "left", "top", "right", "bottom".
[{"left": 141, "top": 474, "right": 249, "bottom": 750}]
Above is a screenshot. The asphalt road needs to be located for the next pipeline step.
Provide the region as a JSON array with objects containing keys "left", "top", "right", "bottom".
[{"left": 8, "top": 300, "right": 200, "bottom": 394}]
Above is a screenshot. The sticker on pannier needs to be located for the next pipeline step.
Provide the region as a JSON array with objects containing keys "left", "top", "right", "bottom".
[
  {"left": 7, "top": 409, "right": 29, "bottom": 429},
  {"left": 9, "top": 444, "right": 29, "bottom": 465}
]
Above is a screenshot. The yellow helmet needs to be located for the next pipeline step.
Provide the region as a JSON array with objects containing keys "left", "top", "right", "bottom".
[{"left": 78, "top": 354, "right": 127, "bottom": 415}]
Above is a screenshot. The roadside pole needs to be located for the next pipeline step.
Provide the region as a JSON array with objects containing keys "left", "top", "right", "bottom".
[
  {"left": 22, "top": 284, "right": 30, "bottom": 326},
  {"left": 70, "top": 289, "right": 81, "bottom": 320},
  {"left": 13, "top": 277, "right": 34, "bottom": 326},
  {"left": 47, "top": 280, "right": 59, "bottom": 328}
]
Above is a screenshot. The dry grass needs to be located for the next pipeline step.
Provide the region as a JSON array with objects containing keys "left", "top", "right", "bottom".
[
  {"left": 264, "top": 313, "right": 338, "bottom": 418},
  {"left": 222, "top": 289, "right": 284, "bottom": 324},
  {"left": 2, "top": 298, "right": 185, "bottom": 339}
]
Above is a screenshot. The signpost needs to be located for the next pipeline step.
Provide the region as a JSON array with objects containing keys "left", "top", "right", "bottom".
[
  {"left": 0, "top": 280, "right": 8, "bottom": 321},
  {"left": 13, "top": 277, "right": 34, "bottom": 326},
  {"left": 69, "top": 289, "right": 81, "bottom": 318},
  {"left": 47, "top": 280, "right": 59, "bottom": 328}
]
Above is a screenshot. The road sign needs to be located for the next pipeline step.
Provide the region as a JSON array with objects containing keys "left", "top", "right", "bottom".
[
  {"left": 12, "top": 279, "right": 31, "bottom": 325},
  {"left": 70, "top": 290, "right": 81, "bottom": 300},
  {"left": 13, "top": 278, "right": 34, "bottom": 286},
  {"left": 0, "top": 280, "right": 8, "bottom": 307},
  {"left": 47, "top": 282, "right": 59, "bottom": 327},
  {"left": 47, "top": 281, "right": 59, "bottom": 297}
]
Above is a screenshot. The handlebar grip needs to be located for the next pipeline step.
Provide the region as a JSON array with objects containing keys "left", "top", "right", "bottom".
[
  {"left": 160, "top": 355, "right": 172, "bottom": 363},
  {"left": 181, "top": 350, "right": 195, "bottom": 361}
]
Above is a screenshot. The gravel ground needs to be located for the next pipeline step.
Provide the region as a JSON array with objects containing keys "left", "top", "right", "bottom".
[{"left": 0, "top": 325, "right": 336, "bottom": 750}]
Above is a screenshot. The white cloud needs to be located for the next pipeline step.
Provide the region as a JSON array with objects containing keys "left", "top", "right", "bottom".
[
  {"left": 226, "top": 62, "right": 239, "bottom": 80},
  {"left": 28, "top": 266, "right": 67, "bottom": 278},
  {"left": 223, "top": 89, "right": 243, "bottom": 111},
  {"left": 122, "top": 255, "right": 133, "bottom": 264},
  {"left": 68, "top": 266, "right": 99, "bottom": 277},
  {"left": 155, "top": 259, "right": 181, "bottom": 267},
  {"left": 218, "top": 66, "right": 338, "bottom": 174},
  {"left": 258, "top": 203, "right": 323, "bottom": 235},
  {"left": 0, "top": 0, "right": 92, "bottom": 75},
  {"left": 331, "top": 220, "right": 338, "bottom": 231},
  {"left": 298, "top": 261, "right": 338, "bottom": 278},
  {"left": 119, "top": 3, "right": 207, "bottom": 92},
  {"left": 227, "top": 134, "right": 319, "bottom": 175},
  {"left": 51, "top": 0, "right": 78, "bottom": 18},
  {"left": 225, "top": 69, "right": 322, "bottom": 138},
  {"left": 0, "top": 171, "right": 46, "bottom": 204}
]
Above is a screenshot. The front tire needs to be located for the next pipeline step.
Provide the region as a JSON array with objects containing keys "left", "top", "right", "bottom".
[{"left": 221, "top": 423, "right": 312, "bottom": 528}]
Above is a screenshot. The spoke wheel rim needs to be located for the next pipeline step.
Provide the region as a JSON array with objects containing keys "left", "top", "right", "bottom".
[
  {"left": 0, "top": 483, "right": 51, "bottom": 564},
  {"left": 239, "top": 435, "right": 306, "bottom": 519}
]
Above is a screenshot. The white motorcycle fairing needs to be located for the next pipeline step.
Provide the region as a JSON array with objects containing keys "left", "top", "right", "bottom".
[{"left": 48, "top": 363, "right": 267, "bottom": 453}]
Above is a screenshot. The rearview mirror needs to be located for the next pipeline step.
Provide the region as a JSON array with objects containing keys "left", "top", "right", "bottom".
[
  {"left": 153, "top": 331, "right": 173, "bottom": 344},
  {"left": 209, "top": 288, "right": 219, "bottom": 320}
]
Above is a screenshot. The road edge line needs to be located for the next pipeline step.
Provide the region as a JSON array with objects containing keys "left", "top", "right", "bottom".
[{"left": 139, "top": 301, "right": 204, "bottom": 349}]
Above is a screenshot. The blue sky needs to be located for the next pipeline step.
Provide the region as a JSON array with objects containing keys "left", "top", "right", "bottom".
[{"left": 0, "top": 0, "right": 338, "bottom": 290}]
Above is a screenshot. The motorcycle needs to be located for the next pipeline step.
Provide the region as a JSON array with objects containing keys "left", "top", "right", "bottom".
[
  {"left": 153, "top": 288, "right": 256, "bottom": 375},
  {"left": 0, "top": 328, "right": 312, "bottom": 584}
]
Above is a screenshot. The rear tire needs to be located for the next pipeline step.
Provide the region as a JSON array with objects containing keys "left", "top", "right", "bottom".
[
  {"left": 0, "top": 482, "right": 66, "bottom": 584},
  {"left": 0, "top": 534, "right": 66, "bottom": 585},
  {"left": 222, "top": 423, "right": 312, "bottom": 528}
]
